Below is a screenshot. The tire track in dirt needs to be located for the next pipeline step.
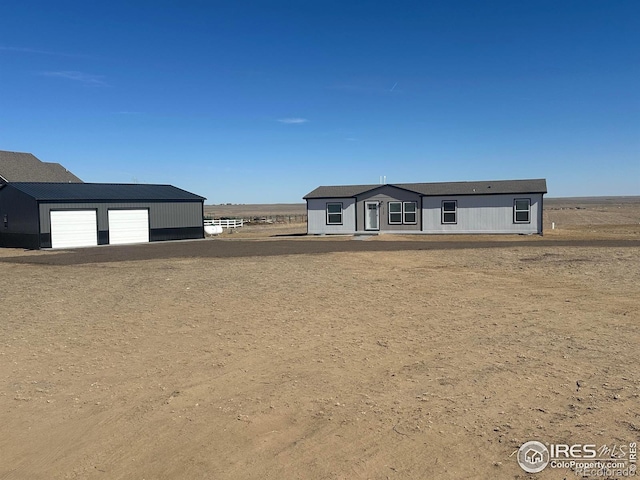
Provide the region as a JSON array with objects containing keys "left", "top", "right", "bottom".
[{"left": 1, "top": 238, "right": 639, "bottom": 265}]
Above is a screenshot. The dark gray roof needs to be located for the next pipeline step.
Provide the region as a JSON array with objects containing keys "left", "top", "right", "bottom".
[
  {"left": 304, "top": 184, "right": 381, "bottom": 199},
  {"left": 8, "top": 182, "right": 205, "bottom": 202},
  {"left": 0, "top": 150, "right": 83, "bottom": 183},
  {"left": 304, "top": 179, "right": 547, "bottom": 199}
]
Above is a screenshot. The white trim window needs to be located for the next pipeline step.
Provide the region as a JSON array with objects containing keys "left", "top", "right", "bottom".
[
  {"left": 514, "top": 198, "right": 531, "bottom": 223},
  {"left": 326, "top": 203, "right": 343, "bottom": 225},
  {"left": 388, "top": 202, "right": 403, "bottom": 224},
  {"left": 403, "top": 201, "right": 417, "bottom": 224},
  {"left": 389, "top": 201, "right": 419, "bottom": 225},
  {"left": 442, "top": 200, "right": 457, "bottom": 224}
]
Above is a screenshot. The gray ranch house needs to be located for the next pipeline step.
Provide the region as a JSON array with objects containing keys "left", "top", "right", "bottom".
[{"left": 304, "top": 178, "right": 547, "bottom": 235}]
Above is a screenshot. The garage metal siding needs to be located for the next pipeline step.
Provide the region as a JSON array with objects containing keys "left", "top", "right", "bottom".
[
  {"left": 148, "top": 202, "right": 203, "bottom": 229},
  {"left": 37, "top": 201, "right": 203, "bottom": 247},
  {"left": 39, "top": 201, "right": 203, "bottom": 233},
  {"left": 0, "top": 185, "right": 40, "bottom": 248}
]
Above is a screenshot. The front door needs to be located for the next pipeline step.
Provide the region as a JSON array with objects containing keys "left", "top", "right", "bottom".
[{"left": 365, "top": 202, "right": 379, "bottom": 231}]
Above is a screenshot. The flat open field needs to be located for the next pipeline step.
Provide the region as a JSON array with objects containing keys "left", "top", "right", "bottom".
[
  {"left": 204, "top": 196, "right": 640, "bottom": 223},
  {"left": 204, "top": 203, "right": 306, "bottom": 219},
  {"left": 0, "top": 198, "right": 639, "bottom": 479}
]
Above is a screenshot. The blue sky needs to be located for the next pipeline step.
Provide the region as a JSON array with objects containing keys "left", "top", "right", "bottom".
[{"left": 1, "top": 0, "right": 638, "bottom": 203}]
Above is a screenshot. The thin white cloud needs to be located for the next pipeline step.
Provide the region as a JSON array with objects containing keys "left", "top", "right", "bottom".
[
  {"left": 277, "top": 118, "right": 309, "bottom": 124},
  {"left": 0, "top": 46, "right": 88, "bottom": 58},
  {"left": 40, "top": 71, "right": 108, "bottom": 87},
  {"left": 329, "top": 84, "right": 401, "bottom": 95}
]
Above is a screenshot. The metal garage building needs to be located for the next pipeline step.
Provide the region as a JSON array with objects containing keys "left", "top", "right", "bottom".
[{"left": 0, "top": 182, "right": 205, "bottom": 249}]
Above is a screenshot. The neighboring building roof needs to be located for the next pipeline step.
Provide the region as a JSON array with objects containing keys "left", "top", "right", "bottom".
[
  {"left": 0, "top": 150, "right": 83, "bottom": 183},
  {"left": 304, "top": 178, "right": 547, "bottom": 199},
  {"left": 7, "top": 182, "right": 206, "bottom": 202}
]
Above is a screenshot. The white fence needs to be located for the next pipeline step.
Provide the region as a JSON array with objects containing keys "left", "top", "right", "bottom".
[{"left": 204, "top": 219, "right": 244, "bottom": 228}]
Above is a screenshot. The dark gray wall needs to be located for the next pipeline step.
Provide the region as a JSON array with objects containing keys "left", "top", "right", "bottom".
[
  {"left": 38, "top": 201, "right": 204, "bottom": 248},
  {"left": 0, "top": 185, "right": 40, "bottom": 248},
  {"left": 38, "top": 201, "right": 202, "bottom": 232},
  {"left": 356, "top": 185, "right": 422, "bottom": 231}
]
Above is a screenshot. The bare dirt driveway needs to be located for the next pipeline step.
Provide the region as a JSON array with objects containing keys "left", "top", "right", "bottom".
[{"left": 0, "top": 209, "right": 639, "bottom": 479}]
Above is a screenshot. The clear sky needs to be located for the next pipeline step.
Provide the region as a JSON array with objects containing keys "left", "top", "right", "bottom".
[{"left": 1, "top": 1, "right": 638, "bottom": 203}]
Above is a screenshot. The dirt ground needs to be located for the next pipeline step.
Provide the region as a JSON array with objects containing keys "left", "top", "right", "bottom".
[{"left": 1, "top": 198, "right": 639, "bottom": 479}]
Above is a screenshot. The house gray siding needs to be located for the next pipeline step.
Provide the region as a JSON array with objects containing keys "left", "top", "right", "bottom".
[
  {"left": 356, "top": 186, "right": 422, "bottom": 232},
  {"left": 421, "top": 193, "right": 543, "bottom": 234},
  {"left": 307, "top": 197, "right": 356, "bottom": 234},
  {"left": 0, "top": 186, "right": 40, "bottom": 249},
  {"left": 304, "top": 179, "right": 546, "bottom": 236},
  {"left": 38, "top": 201, "right": 204, "bottom": 247}
]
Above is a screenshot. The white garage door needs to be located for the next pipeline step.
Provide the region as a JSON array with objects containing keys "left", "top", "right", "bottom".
[
  {"left": 108, "top": 209, "right": 149, "bottom": 245},
  {"left": 50, "top": 210, "right": 98, "bottom": 249}
]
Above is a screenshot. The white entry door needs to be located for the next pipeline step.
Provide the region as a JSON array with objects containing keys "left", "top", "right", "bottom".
[
  {"left": 365, "top": 202, "right": 380, "bottom": 230},
  {"left": 108, "top": 209, "right": 149, "bottom": 245},
  {"left": 50, "top": 210, "right": 98, "bottom": 249}
]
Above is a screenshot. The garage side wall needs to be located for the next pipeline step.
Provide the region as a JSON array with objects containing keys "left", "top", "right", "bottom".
[
  {"left": 421, "top": 193, "right": 543, "bottom": 234},
  {"left": 0, "top": 186, "right": 40, "bottom": 249},
  {"left": 39, "top": 201, "right": 204, "bottom": 247}
]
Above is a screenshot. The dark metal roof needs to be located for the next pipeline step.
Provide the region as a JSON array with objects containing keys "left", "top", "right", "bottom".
[
  {"left": 304, "top": 179, "right": 547, "bottom": 199},
  {"left": 8, "top": 182, "right": 205, "bottom": 202},
  {"left": 0, "top": 150, "right": 83, "bottom": 183}
]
